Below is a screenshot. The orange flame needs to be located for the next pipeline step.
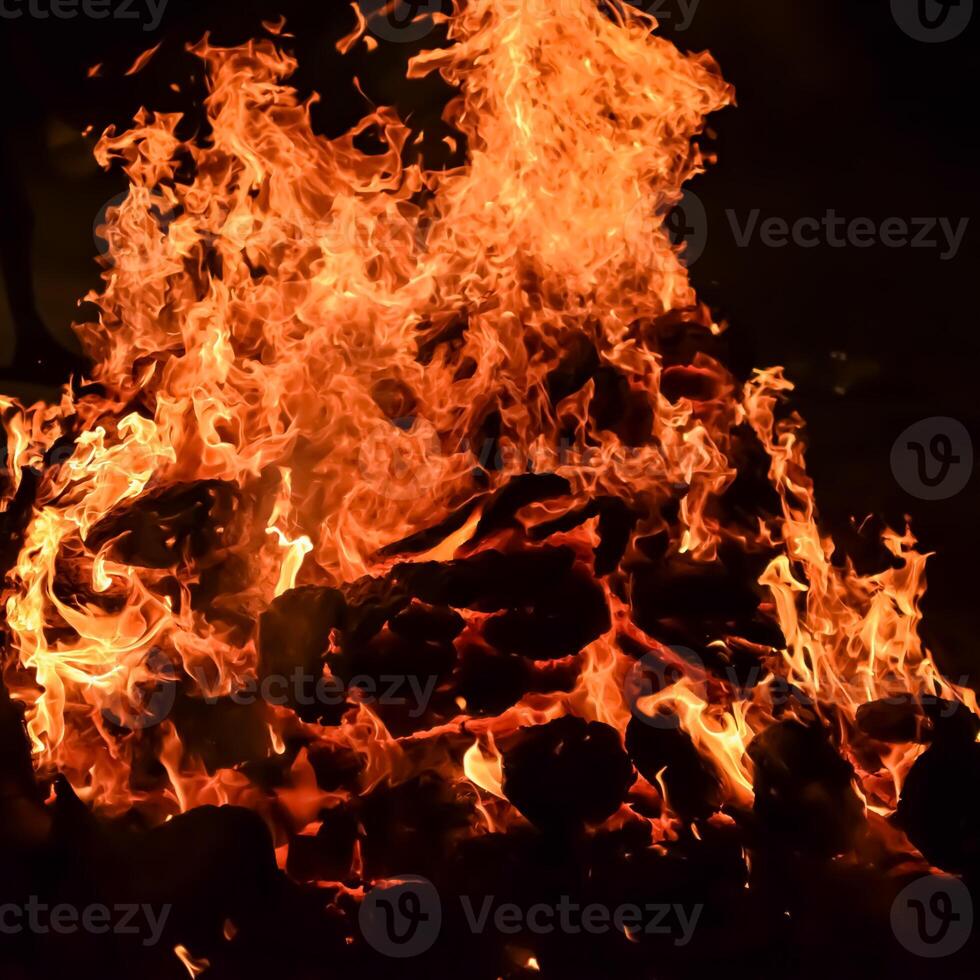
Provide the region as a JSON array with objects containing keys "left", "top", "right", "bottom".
[{"left": 0, "top": 0, "right": 971, "bottom": 870}]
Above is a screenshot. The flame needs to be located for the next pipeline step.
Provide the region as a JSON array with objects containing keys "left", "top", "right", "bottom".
[
  {"left": 174, "top": 945, "right": 210, "bottom": 979},
  {"left": 0, "top": 0, "right": 971, "bottom": 885}
]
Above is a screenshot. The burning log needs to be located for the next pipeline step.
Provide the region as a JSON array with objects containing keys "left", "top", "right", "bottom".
[
  {"left": 502, "top": 717, "right": 636, "bottom": 833},
  {"left": 0, "top": 0, "right": 976, "bottom": 975}
]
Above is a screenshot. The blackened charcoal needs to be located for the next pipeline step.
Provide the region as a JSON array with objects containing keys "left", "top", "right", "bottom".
[
  {"left": 625, "top": 717, "right": 723, "bottom": 821},
  {"left": 258, "top": 586, "right": 346, "bottom": 677},
  {"left": 589, "top": 366, "right": 653, "bottom": 446},
  {"left": 455, "top": 641, "right": 579, "bottom": 715},
  {"left": 170, "top": 694, "right": 271, "bottom": 772},
  {"left": 594, "top": 496, "right": 637, "bottom": 576},
  {"left": 660, "top": 362, "right": 722, "bottom": 404},
  {"left": 394, "top": 547, "right": 576, "bottom": 611},
  {"left": 377, "top": 497, "right": 482, "bottom": 558},
  {"left": 85, "top": 480, "right": 237, "bottom": 568},
  {"left": 856, "top": 695, "right": 980, "bottom": 745},
  {"left": 357, "top": 773, "right": 476, "bottom": 882},
  {"left": 502, "top": 717, "right": 635, "bottom": 831},
  {"left": 257, "top": 586, "right": 347, "bottom": 722},
  {"left": 334, "top": 627, "right": 455, "bottom": 684},
  {"left": 341, "top": 575, "right": 413, "bottom": 648},
  {"left": 897, "top": 741, "right": 980, "bottom": 876},
  {"left": 545, "top": 334, "right": 600, "bottom": 405},
  {"left": 116, "top": 805, "right": 280, "bottom": 952},
  {"left": 472, "top": 472, "right": 571, "bottom": 541},
  {"left": 529, "top": 499, "right": 600, "bottom": 540},
  {"left": 483, "top": 565, "right": 609, "bottom": 660},
  {"left": 747, "top": 721, "right": 864, "bottom": 857},
  {"left": 456, "top": 641, "right": 530, "bottom": 714},
  {"left": 630, "top": 554, "right": 761, "bottom": 648},
  {"left": 0, "top": 687, "right": 47, "bottom": 851},
  {"left": 306, "top": 742, "right": 363, "bottom": 793},
  {"left": 329, "top": 628, "right": 456, "bottom": 734},
  {"left": 389, "top": 601, "right": 465, "bottom": 643},
  {"left": 286, "top": 806, "right": 359, "bottom": 883}
]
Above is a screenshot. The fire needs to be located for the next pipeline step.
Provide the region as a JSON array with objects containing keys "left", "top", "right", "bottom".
[{"left": 0, "top": 0, "right": 973, "bottom": 882}]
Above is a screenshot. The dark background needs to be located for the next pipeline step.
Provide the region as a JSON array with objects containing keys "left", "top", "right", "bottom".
[{"left": 0, "top": 0, "right": 975, "bottom": 680}]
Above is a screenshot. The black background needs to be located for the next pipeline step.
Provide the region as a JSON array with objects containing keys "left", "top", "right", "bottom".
[{"left": 0, "top": 0, "right": 976, "bottom": 681}]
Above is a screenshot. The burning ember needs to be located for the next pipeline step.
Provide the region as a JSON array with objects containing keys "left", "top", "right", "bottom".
[{"left": 1, "top": 1, "right": 977, "bottom": 977}]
